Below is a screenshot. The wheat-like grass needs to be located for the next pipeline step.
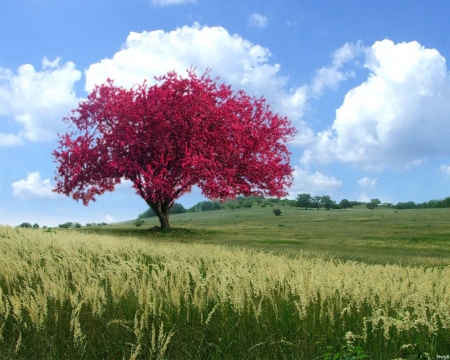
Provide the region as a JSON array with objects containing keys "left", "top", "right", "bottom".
[{"left": 0, "top": 225, "right": 449, "bottom": 359}]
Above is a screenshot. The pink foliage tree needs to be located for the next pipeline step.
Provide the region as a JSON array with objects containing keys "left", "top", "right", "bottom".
[{"left": 53, "top": 70, "right": 296, "bottom": 229}]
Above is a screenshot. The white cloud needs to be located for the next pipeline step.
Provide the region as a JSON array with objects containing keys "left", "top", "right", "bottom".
[
  {"left": 311, "top": 40, "right": 450, "bottom": 168},
  {"left": 288, "top": 167, "right": 342, "bottom": 197},
  {"left": 310, "top": 42, "right": 363, "bottom": 97},
  {"left": 104, "top": 215, "right": 115, "bottom": 223},
  {"left": 12, "top": 172, "right": 61, "bottom": 199},
  {"left": 0, "top": 133, "right": 23, "bottom": 146},
  {"left": 357, "top": 176, "right": 377, "bottom": 188},
  {"left": 0, "top": 57, "right": 82, "bottom": 142},
  {"left": 358, "top": 193, "right": 371, "bottom": 202},
  {"left": 440, "top": 165, "right": 450, "bottom": 175},
  {"left": 248, "top": 13, "right": 269, "bottom": 28},
  {"left": 84, "top": 23, "right": 309, "bottom": 128},
  {"left": 151, "top": 0, "right": 195, "bottom": 6}
]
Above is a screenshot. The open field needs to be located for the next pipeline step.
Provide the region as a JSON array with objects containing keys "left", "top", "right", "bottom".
[
  {"left": 84, "top": 206, "right": 450, "bottom": 266},
  {"left": 1, "top": 207, "right": 450, "bottom": 359}
]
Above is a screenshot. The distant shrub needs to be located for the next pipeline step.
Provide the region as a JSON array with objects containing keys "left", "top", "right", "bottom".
[
  {"left": 134, "top": 219, "right": 145, "bottom": 227},
  {"left": 242, "top": 201, "right": 253, "bottom": 208},
  {"left": 86, "top": 223, "right": 92, "bottom": 226},
  {"left": 17, "top": 222, "right": 33, "bottom": 228},
  {"left": 74, "top": 223, "right": 81, "bottom": 228},
  {"left": 58, "top": 222, "right": 74, "bottom": 229},
  {"left": 273, "top": 208, "right": 282, "bottom": 216}
]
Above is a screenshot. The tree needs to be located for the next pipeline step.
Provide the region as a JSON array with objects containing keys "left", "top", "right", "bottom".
[
  {"left": 53, "top": 70, "right": 296, "bottom": 229},
  {"left": 366, "top": 198, "right": 381, "bottom": 210},
  {"left": 339, "top": 199, "right": 351, "bottom": 209},
  {"left": 17, "top": 222, "right": 32, "bottom": 228},
  {"left": 58, "top": 222, "right": 74, "bottom": 228},
  {"left": 295, "top": 193, "right": 312, "bottom": 209},
  {"left": 371, "top": 198, "right": 381, "bottom": 207},
  {"left": 201, "top": 201, "right": 213, "bottom": 211},
  {"left": 320, "top": 195, "right": 336, "bottom": 210},
  {"left": 311, "top": 195, "right": 321, "bottom": 210}
]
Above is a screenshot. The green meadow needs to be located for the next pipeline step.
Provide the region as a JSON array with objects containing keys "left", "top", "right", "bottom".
[
  {"left": 85, "top": 205, "right": 450, "bottom": 266},
  {"left": 1, "top": 206, "right": 450, "bottom": 359}
]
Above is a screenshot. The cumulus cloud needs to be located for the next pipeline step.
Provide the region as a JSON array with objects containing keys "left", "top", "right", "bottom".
[
  {"left": 84, "top": 23, "right": 309, "bottom": 127},
  {"left": 151, "top": 0, "right": 195, "bottom": 6},
  {"left": 310, "top": 42, "right": 363, "bottom": 97},
  {"left": 248, "top": 13, "right": 269, "bottom": 28},
  {"left": 311, "top": 40, "right": 450, "bottom": 168},
  {"left": 12, "top": 172, "right": 61, "bottom": 199},
  {"left": 357, "top": 176, "right": 377, "bottom": 188},
  {"left": 440, "top": 165, "right": 450, "bottom": 175},
  {"left": 288, "top": 167, "right": 342, "bottom": 197},
  {"left": 0, "top": 57, "right": 81, "bottom": 143}
]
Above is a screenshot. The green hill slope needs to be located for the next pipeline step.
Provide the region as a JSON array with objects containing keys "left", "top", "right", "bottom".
[{"left": 79, "top": 206, "right": 450, "bottom": 266}]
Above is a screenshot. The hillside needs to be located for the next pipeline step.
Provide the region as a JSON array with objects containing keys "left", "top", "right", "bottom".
[{"left": 80, "top": 206, "right": 450, "bottom": 266}]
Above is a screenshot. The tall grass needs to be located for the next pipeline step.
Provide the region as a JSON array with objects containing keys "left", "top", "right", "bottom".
[{"left": 0, "top": 226, "right": 449, "bottom": 359}]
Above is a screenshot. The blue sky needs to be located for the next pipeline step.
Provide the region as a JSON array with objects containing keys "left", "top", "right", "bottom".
[{"left": 2, "top": 0, "right": 450, "bottom": 227}]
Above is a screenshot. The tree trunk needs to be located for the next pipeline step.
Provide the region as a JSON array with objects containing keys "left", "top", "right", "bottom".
[{"left": 146, "top": 200, "right": 173, "bottom": 230}]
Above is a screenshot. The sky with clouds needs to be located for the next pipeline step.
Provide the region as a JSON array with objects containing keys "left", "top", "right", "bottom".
[{"left": 2, "top": 0, "right": 450, "bottom": 226}]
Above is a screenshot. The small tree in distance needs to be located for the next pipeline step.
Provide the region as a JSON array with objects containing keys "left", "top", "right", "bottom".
[
  {"left": 295, "top": 193, "right": 312, "bottom": 209},
  {"left": 17, "top": 222, "right": 33, "bottom": 228},
  {"left": 320, "top": 195, "right": 336, "bottom": 210},
  {"left": 53, "top": 69, "right": 296, "bottom": 229},
  {"left": 339, "top": 199, "right": 352, "bottom": 209},
  {"left": 366, "top": 198, "right": 381, "bottom": 210}
]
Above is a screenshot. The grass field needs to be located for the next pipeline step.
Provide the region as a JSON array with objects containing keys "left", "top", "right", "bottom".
[
  {"left": 1, "top": 206, "right": 450, "bottom": 359},
  {"left": 84, "top": 206, "right": 450, "bottom": 266}
]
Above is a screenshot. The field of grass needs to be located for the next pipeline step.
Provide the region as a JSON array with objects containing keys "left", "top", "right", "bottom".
[
  {"left": 86, "top": 206, "right": 450, "bottom": 266},
  {"left": 1, "top": 207, "right": 450, "bottom": 359}
]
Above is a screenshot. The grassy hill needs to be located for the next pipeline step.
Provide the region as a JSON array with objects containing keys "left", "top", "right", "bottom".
[
  {"left": 79, "top": 205, "right": 450, "bottom": 266},
  {"left": 3, "top": 206, "right": 450, "bottom": 359}
]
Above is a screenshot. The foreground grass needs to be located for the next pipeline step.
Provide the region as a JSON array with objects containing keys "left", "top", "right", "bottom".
[{"left": 1, "top": 226, "right": 449, "bottom": 359}]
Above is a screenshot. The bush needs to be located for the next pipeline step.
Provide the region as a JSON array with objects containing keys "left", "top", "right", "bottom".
[
  {"left": 74, "top": 222, "right": 81, "bottom": 228},
  {"left": 134, "top": 219, "right": 145, "bottom": 227},
  {"left": 58, "top": 222, "right": 74, "bottom": 228},
  {"left": 273, "top": 208, "right": 282, "bottom": 216},
  {"left": 17, "top": 222, "right": 33, "bottom": 228}
]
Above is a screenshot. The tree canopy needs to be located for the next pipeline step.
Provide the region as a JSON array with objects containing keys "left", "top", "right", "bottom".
[{"left": 53, "top": 70, "right": 296, "bottom": 229}]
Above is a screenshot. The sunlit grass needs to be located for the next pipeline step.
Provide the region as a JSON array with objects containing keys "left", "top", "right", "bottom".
[{"left": 1, "top": 225, "right": 449, "bottom": 359}]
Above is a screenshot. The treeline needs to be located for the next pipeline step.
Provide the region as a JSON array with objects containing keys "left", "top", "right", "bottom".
[
  {"left": 381, "top": 196, "right": 450, "bottom": 210},
  {"left": 138, "top": 194, "right": 450, "bottom": 218},
  {"left": 16, "top": 221, "right": 104, "bottom": 229},
  {"left": 137, "top": 196, "right": 291, "bottom": 218}
]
